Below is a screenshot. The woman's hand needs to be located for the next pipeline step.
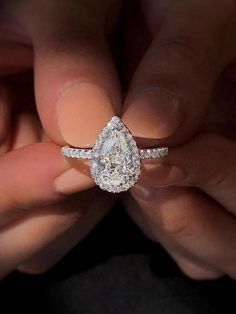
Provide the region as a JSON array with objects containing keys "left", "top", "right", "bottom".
[
  {"left": 122, "top": 0, "right": 236, "bottom": 143},
  {"left": 122, "top": 0, "right": 236, "bottom": 280},
  {"left": 126, "top": 85, "right": 236, "bottom": 279},
  {"left": 0, "top": 0, "right": 121, "bottom": 277}
]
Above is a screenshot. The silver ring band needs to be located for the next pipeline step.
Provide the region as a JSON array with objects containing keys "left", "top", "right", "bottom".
[{"left": 62, "top": 146, "right": 168, "bottom": 160}]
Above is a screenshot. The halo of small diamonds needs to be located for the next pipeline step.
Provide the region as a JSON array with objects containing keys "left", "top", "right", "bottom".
[{"left": 61, "top": 116, "right": 168, "bottom": 193}]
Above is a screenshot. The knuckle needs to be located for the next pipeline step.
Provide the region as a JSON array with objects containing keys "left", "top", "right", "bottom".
[
  {"left": 39, "top": 26, "right": 104, "bottom": 57},
  {"left": 199, "top": 134, "right": 231, "bottom": 187},
  {"left": 155, "top": 35, "right": 219, "bottom": 75},
  {"left": 157, "top": 191, "right": 206, "bottom": 240},
  {"left": 160, "top": 207, "right": 195, "bottom": 238},
  {"left": 185, "top": 133, "right": 231, "bottom": 188}
]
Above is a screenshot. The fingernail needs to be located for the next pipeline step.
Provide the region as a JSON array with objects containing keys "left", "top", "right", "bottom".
[
  {"left": 123, "top": 87, "right": 182, "bottom": 139},
  {"left": 140, "top": 163, "right": 186, "bottom": 188},
  {"left": 131, "top": 163, "right": 185, "bottom": 200},
  {"left": 57, "top": 82, "right": 115, "bottom": 148},
  {"left": 54, "top": 168, "right": 95, "bottom": 195}
]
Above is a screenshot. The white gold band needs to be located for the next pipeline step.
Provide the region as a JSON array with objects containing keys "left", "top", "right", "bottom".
[
  {"left": 139, "top": 147, "right": 168, "bottom": 159},
  {"left": 61, "top": 147, "right": 93, "bottom": 160},
  {"left": 62, "top": 146, "right": 168, "bottom": 160}
]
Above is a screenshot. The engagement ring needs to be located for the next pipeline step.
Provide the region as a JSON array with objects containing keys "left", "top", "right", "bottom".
[{"left": 61, "top": 116, "right": 168, "bottom": 193}]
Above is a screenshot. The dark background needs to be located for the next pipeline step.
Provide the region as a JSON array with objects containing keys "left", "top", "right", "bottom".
[{"left": 1, "top": 203, "right": 236, "bottom": 314}]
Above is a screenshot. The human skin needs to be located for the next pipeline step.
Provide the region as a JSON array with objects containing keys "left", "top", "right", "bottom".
[
  {"left": 122, "top": 0, "right": 236, "bottom": 280},
  {"left": 0, "top": 0, "right": 121, "bottom": 277},
  {"left": 125, "top": 76, "right": 236, "bottom": 280},
  {"left": 0, "top": 0, "right": 236, "bottom": 280}
]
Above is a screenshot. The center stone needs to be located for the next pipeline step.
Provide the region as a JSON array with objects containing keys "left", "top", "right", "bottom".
[{"left": 90, "top": 116, "right": 141, "bottom": 193}]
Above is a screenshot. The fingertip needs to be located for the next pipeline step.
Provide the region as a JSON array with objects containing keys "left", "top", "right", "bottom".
[
  {"left": 54, "top": 167, "right": 95, "bottom": 195},
  {"left": 34, "top": 34, "right": 121, "bottom": 148},
  {"left": 173, "top": 255, "right": 223, "bottom": 281},
  {"left": 56, "top": 82, "right": 116, "bottom": 148},
  {"left": 139, "top": 163, "right": 185, "bottom": 188},
  {"left": 122, "top": 87, "right": 183, "bottom": 139}
]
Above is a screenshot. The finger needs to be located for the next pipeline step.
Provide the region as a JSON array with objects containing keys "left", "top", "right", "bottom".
[
  {"left": 11, "top": 113, "right": 42, "bottom": 149},
  {"left": 0, "top": 84, "right": 12, "bottom": 154},
  {"left": 0, "top": 189, "right": 113, "bottom": 278},
  {"left": 124, "top": 191, "right": 223, "bottom": 280},
  {"left": 130, "top": 186, "right": 236, "bottom": 279},
  {"left": 141, "top": 133, "right": 236, "bottom": 216},
  {"left": 171, "top": 253, "right": 223, "bottom": 281},
  {"left": 122, "top": 0, "right": 152, "bottom": 87},
  {"left": 0, "top": 32, "right": 33, "bottom": 75},
  {"left": 18, "top": 192, "right": 114, "bottom": 274},
  {"left": 122, "top": 1, "right": 236, "bottom": 143},
  {"left": 21, "top": 1, "right": 121, "bottom": 148},
  {"left": 0, "top": 143, "right": 93, "bottom": 226}
]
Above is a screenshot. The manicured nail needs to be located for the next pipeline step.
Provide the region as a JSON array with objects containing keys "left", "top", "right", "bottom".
[
  {"left": 57, "top": 82, "right": 115, "bottom": 148},
  {"left": 140, "top": 163, "right": 186, "bottom": 188},
  {"left": 122, "top": 87, "right": 182, "bottom": 139},
  {"left": 54, "top": 168, "right": 95, "bottom": 195},
  {"left": 131, "top": 163, "right": 185, "bottom": 200}
]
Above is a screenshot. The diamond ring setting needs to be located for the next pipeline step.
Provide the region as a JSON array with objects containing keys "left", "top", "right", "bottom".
[{"left": 61, "top": 116, "right": 168, "bottom": 193}]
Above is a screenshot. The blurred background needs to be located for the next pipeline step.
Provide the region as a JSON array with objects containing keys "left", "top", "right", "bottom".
[{"left": 1, "top": 203, "right": 236, "bottom": 314}]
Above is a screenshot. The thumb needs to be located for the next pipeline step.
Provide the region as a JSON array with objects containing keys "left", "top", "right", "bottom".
[
  {"left": 122, "top": 1, "right": 236, "bottom": 144},
  {"left": 25, "top": 1, "right": 121, "bottom": 148}
]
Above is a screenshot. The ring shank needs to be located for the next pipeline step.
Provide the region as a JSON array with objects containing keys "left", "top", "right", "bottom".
[
  {"left": 61, "top": 147, "right": 93, "bottom": 160},
  {"left": 62, "top": 146, "right": 168, "bottom": 160},
  {"left": 139, "top": 147, "right": 168, "bottom": 159}
]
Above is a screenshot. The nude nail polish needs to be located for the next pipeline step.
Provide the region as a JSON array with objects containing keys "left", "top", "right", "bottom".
[
  {"left": 57, "top": 82, "right": 115, "bottom": 148},
  {"left": 54, "top": 168, "right": 95, "bottom": 195},
  {"left": 122, "top": 87, "right": 182, "bottom": 139},
  {"left": 140, "top": 163, "right": 185, "bottom": 188}
]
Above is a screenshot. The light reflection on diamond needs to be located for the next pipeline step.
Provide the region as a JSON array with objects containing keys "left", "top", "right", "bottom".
[{"left": 91, "top": 116, "right": 141, "bottom": 193}]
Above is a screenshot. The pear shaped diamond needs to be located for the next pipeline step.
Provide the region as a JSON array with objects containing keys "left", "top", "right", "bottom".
[{"left": 90, "top": 116, "right": 141, "bottom": 193}]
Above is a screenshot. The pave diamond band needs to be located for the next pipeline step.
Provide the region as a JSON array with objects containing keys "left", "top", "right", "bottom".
[
  {"left": 61, "top": 147, "right": 93, "bottom": 160},
  {"left": 62, "top": 146, "right": 168, "bottom": 160},
  {"left": 139, "top": 147, "right": 168, "bottom": 159},
  {"left": 61, "top": 116, "right": 168, "bottom": 193}
]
